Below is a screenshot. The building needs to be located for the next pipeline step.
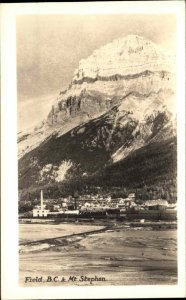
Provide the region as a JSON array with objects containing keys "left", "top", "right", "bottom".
[
  {"left": 33, "top": 190, "right": 49, "bottom": 217},
  {"left": 53, "top": 204, "right": 61, "bottom": 211},
  {"left": 144, "top": 199, "right": 168, "bottom": 210},
  {"left": 128, "top": 193, "right": 135, "bottom": 201}
]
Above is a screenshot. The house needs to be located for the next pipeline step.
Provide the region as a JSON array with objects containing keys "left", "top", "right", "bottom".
[
  {"left": 118, "top": 197, "right": 137, "bottom": 208},
  {"left": 53, "top": 204, "right": 61, "bottom": 211},
  {"left": 62, "top": 202, "right": 68, "bottom": 208},
  {"left": 128, "top": 193, "right": 135, "bottom": 200}
]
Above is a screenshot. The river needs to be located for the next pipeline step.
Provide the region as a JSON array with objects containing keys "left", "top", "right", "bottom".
[{"left": 19, "top": 222, "right": 177, "bottom": 286}]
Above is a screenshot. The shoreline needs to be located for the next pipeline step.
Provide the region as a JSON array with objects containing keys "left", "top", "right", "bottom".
[
  {"left": 19, "top": 217, "right": 177, "bottom": 228},
  {"left": 19, "top": 220, "right": 177, "bottom": 252}
]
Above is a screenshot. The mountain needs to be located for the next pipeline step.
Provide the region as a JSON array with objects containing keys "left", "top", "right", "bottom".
[
  {"left": 18, "top": 35, "right": 176, "bottom": 199},
  {"left": 18, "top": 35, "right": 175, "bottom": 158}
]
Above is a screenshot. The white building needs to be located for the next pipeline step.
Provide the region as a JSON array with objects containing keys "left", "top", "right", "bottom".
[
  {"left": 128, "top": 193, "right": 135, "bottom": 200},
  {"left": 144, "top": 199, "right": 168, "bottom": 207},
  {"left": 33, "top": 190, "right": 49, "bottom": 217}
]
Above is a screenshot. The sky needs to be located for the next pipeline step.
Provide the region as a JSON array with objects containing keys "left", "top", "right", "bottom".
[{"left": 17, "top": 14, "right": 176, "bottom": 131}]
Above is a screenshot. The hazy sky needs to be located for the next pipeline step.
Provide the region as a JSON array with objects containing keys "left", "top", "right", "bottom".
[{"left": 17, "top": 14, "right": 176, "bottom": 130}]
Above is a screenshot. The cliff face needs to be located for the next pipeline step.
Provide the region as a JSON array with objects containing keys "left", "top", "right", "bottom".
[
  {"left": 47, "top": 71, "right": 174, "bottom": 126},
  {"left": 46, "top": 35, "right": 175, "bottom": 127}
]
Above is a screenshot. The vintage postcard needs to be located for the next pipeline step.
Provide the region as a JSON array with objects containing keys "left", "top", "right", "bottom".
[{"left": 1, "top": 1, "right": 185, "bottom": 299}]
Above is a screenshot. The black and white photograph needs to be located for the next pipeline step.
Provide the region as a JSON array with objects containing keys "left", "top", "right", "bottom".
[{"left": 1, "top": 1, "right": 185, "bottom": 299}]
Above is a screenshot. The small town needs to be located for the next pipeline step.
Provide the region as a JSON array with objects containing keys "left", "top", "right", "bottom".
[{"left": 30, "top": 190, "right": 177, "bottom": 221}]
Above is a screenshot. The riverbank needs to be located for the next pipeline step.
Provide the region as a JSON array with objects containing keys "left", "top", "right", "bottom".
[{"left": 19, "top": 222, "right": 177, "bottom": 286}]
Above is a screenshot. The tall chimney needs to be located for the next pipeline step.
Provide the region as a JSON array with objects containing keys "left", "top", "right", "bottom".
[{"left": 41, "top": 190, "right": 43, "bottom": 210}]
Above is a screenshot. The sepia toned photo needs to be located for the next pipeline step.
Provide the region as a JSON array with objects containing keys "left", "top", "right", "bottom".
[
  {"left": 1, "top": 1, "right": 185, "bottom": 299},
  {"left": 17, "top": 12, "right": 178, "bottom": 287}
]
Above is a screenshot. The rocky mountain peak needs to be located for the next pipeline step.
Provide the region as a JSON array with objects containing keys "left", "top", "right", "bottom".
[{"left": 72, "top": 35, "right": 174, "bottom": 82}]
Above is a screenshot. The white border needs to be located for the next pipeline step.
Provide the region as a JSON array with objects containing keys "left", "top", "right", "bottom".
[{"left": 1, "top": 2, "right": 185, "bottom": 299}]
